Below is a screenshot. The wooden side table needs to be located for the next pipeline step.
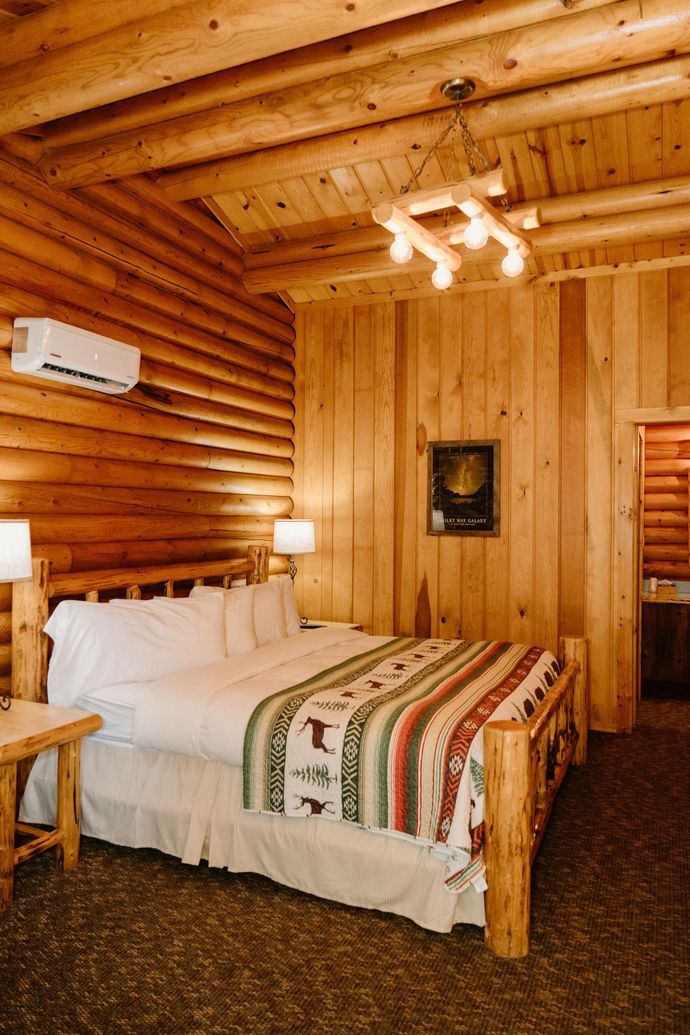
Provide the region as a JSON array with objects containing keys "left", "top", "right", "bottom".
[{"left": 0, "top": 699, "right": 102, "bottom": 910}]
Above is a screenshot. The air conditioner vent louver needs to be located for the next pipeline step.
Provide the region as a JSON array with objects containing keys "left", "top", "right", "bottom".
[
  {"left": 39, "top": 361, "right": 129, "bottom": 391},
  {"left": 11, "top": 318, "right": 140, "bottom": 395}
]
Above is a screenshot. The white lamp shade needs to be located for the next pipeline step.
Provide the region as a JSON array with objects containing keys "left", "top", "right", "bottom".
[
  {"left": 0, "top": 519, "right": 32, "bottom": 582},
  {"left": 273, "top": 519, "right": 316, "bottom": 556}
]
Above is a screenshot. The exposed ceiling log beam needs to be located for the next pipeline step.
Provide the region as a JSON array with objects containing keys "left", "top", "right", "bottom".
[
  {"left": 169, "top": 55, "right": 690, "bottom": 201},
  {"left": 241, "top": 201, "right": 690, "bottom": 292},
  {"left": 0, "top": 0, "right": 459, "bottom": 135},
  {"left": 0, "top": 1, "right": 51, "bottom": 18},
  {"left": 38, "top": 0, "right": 690, "bottom": 189},
  {"left": 242, "top": 175, "right": 690, "bottom": 269},
  {"left": 159, "top": 48, "right": 690, "bottom": 199},
  {"left": 0, "top": 0, "right": 191, "bottom": 68},
  {"left": 40, "top": 0, "right": 618, "bottom": 149}
]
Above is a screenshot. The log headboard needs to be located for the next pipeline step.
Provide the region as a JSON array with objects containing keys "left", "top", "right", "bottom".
[{"left": 10, "top": 544, "right": 270, "bottom": 705}]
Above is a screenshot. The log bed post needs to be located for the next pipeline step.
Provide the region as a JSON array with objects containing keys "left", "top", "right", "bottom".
[
  {"left": 483, "top": 635, "right": 587, "bottom": 958},
  {"left": 247, "top": 544, "right": 270, "bottom": 584},
  {"left": 10, "top": 558, "right": 49, "bottom": 807},
  {"left": 11, "top": 558, "right": 48, "bottom": 705},
  {"left": 483, "top": 720, "right": 532, "bottom": 959}
]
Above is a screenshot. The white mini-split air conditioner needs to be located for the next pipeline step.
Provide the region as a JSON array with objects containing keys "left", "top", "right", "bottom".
[{"left": 11, "top": 318, "right": 140, "bottom": 395}]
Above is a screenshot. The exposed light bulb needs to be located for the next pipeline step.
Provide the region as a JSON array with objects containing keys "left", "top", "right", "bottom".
[
  {"left": 389, "top": 233, "right": 414, "bottom": 264},
  {"left": 463, "top": 215, "right": 489, "bottom": 250},
  {"left": 431, "top": 261, "right": 453, "bottom": 290},
  {"left": 501, "top": 247, "right": 525, "bottom": 278}
]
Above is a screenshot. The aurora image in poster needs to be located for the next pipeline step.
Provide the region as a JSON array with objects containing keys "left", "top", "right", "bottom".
[{"left": 430, "top": 442, "right": 497, "bottom": 533}]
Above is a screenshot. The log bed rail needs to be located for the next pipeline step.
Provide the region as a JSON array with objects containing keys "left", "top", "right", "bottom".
[{"left": 9, "top": 551, "right": 586, "bottom": 960}]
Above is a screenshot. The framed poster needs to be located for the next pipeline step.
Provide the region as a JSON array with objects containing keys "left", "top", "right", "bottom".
[{"left": 427, "top": 439, "right": 500, "bottom": 536}]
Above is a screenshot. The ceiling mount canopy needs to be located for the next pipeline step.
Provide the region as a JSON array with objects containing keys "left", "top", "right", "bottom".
[{"left": 371, "top": 77, "right": 539, "bottom": 290}]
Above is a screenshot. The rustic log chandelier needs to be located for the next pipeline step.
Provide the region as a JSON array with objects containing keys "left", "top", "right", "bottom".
[{"left": 372, "top": 78, "right": 538, "bottom": 290}]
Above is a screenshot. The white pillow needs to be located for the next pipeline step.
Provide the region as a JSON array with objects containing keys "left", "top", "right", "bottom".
[
  {"left": 191, "top": 577, "right": 298, "bottom": 649},
  {"left": 43, "top": 592, "right": 226, "bottom": 708},
  {"left": 251, "top": 579, "right": 287, "bottom": 645},
  {"left": 190, "top": 584, "right": 257, "bottom": 654}
]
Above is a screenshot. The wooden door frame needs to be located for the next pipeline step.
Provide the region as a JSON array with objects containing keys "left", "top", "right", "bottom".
[{"left": 614, "top": 405, "right": 690, "bottom": 731}]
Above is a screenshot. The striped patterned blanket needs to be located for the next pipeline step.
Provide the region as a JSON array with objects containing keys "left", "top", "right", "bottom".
[{"left": 243, "top": 637, "right": 559, "bottom": 892}]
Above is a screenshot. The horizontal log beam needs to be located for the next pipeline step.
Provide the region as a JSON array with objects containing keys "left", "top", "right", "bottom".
[
  {"left": 241, "top": 201, "right": 690, "bottom": 292},
  {"left": 643, "top": 510, "right": 688, "bottom": 526},
  {"left": 0, "top": 0, "right": 460, "bottom": 134},
  {"left": 66, "top": 537, "right": 275, "bottom": 572},
  {"left": 0, "top": 369, "right": 294, "bottom": 459},
  {"left": 0, "top": 0, "right": 191, "bottom": 68},
  {"left": 138, "top": 360, "right": 294, "bottom": 422},
  {"left": 47, "top": 556, "right": 275, "bottom": 599},
  {"left": 37, "top": 0, "right": 690, "bottom": 188},
  {"left": 0, "top": 480, "right": 292, "bottom": 518},
  {"left": 646, "top": 424, "right": 690, "bottom": 442},
  {"left": 0, "top": 413, "right": 293, "bottom": 479},
  {"left": 123, "top": 382, "right": 294, "bottom": 441},
  {"left": 645, "top": 475, "right": 687, "bottom": 492},
  {"left": 161, "top": 53, "right": 690, "bottom": 200},
  {"left": 40, "top": 0, "right": 617, "bottom": 148},
  {"left": 244, "top": 165, "right": 690, "bottom": 270},
  {"left": 643, "top": 544, "right": 688, "bottom": 560},
  {"left": 642, "top": 562, "right": 690, "bottom": 579},
  {"left": 22, "top": 514, "right": 277, "bottom": 544},
  {"left": 643, "top": 526, "right": 688, "bottom": 542},
  {"left": 0, "top": 445, "right": 293, "bottom": 498},
  {"left": 643, "top": 494, "right": 689, "bottom": 510}
]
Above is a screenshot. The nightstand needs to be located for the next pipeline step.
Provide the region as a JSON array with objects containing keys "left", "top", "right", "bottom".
[
  {"left": 0, "top": 699, "right": 102, "bottom": 910},
  {"left": 301, "top": 620, "right": 363, "bottom": 631}
]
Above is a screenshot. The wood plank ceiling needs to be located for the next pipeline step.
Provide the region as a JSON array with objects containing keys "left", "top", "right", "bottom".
[{"left": 2, "top": 0, "right": 690, "bottom": 307}]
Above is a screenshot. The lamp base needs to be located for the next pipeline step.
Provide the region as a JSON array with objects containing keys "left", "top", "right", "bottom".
[
  {"left": 0, "top": 692, "right": 11, "bottom": 711},
  {"left": 288, "top": 556, "right": 297, "bottom": 581}
]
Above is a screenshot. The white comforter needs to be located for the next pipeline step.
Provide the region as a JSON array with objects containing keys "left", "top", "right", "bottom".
[{"left": 105, "top": 628, "right": 388, "bottom": 766}]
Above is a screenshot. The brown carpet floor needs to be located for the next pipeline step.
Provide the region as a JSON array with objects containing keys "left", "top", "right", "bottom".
[{"left": 1, "top": 699, "right": 689, "bottom": 1035}]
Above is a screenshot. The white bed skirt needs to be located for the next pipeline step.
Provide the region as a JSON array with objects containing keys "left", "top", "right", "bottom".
[{"left": 21, "top": 739, "right": 485, "bottom": 934}]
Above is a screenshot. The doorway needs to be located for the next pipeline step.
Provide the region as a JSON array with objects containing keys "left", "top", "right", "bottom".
[
  {"left": 639, "top": 422, "right": 690, "bottom": 702},
  {"left": 613, "top": 408, "right": 690, "bottom": 732}
]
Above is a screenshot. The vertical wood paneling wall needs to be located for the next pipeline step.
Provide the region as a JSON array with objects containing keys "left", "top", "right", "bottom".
[
  {"left": 293, "top": 269, "right": 690, "bottom": 732},
  {"left": 0, "top": 144, "right": 295, "bottom": 696}
]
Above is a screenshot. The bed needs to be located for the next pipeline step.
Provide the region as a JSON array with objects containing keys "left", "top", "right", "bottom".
[{"left": 14, "top": 546, "right": 587, "bottom": 958}]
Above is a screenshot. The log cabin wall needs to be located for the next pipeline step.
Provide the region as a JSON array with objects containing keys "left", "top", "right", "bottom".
[
  {"left": 292, "top": 268, "right": 690, "bottom": 732},
  {"left": 642, "top": 424, "right": 690, "bottom": 582},
  {"left": 0, "top": 144, "right": 295, "bottom": 699}
]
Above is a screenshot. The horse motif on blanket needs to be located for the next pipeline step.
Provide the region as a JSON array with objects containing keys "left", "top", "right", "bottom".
[{"left": 243, "top": 637, "right": 559, "bottom": 890}]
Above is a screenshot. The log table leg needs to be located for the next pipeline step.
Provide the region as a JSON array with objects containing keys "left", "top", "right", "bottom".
[
  {"left": 0, "top": 762, "right": 17, "bottom": 910},
  {"left": 56, "top": 739, "right": 81, "bottom": 872}
]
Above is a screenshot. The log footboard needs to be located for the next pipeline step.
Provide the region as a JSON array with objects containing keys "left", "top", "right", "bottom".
[{"left": 483, "top": 636, "right": 588, "bottom": 958}]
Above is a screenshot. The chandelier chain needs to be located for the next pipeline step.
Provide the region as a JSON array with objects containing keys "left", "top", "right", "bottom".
[{"left": 401, "top": 98, "right": 489, "bottom": 195}]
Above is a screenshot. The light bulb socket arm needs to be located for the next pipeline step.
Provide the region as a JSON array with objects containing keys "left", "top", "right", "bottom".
[{"left": 373, "top": 202, "right": 463, "bottom": 270}]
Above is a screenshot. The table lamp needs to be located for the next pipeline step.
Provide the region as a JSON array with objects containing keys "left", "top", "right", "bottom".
[
  {"left": 273, "top": 519, "right": 315, "bottom": 581},
  {"left": 0, "top": 519, "right": 33, "bottom": 711}
]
